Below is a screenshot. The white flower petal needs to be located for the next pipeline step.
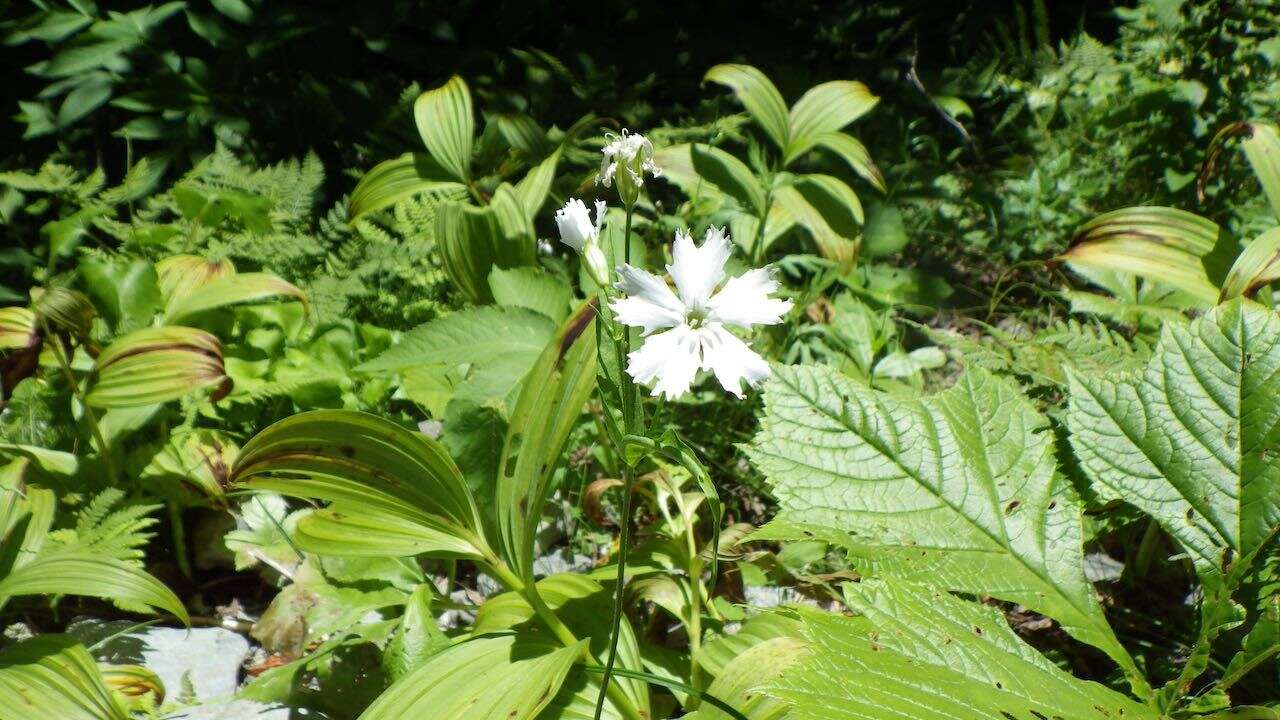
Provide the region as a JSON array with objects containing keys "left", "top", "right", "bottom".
[
  {"left": 555, "top": 198, "right": 597, "bottom": 252},
  {"left": 699, "top": 324, "right": 771, "bottom": 398},
  {"left": 707, "top": 267, "right": 793, "bottom": 328},
  {"left": 627, "top": 325, "right": 702, "bottom": 400},
  {"left": 669, "top": 227, "right": 731, "bottom": 310},
  {"left": 611, "top": 264, "right": 685, "bottom": 335}
]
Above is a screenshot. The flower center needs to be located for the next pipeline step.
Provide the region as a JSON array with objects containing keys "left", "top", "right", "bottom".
[{"left": 686, "top": 306, "right": 709, "bottom": 329}]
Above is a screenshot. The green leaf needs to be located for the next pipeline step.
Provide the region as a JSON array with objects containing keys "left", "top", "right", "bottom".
[
  {"left": 496, "top": 302, "right": 597, "bottom": 581},
  {"left": 489, "top": 267, "right": 572, "bottom": 324},
  {"left": 749, "top": 364, "right": 1144, "bottom": 690},
  {"left": 785, "top": 81, "right": 878, "bottom": 155},
  {"left": 768, "top": 578, "right": 1159, "bottom": 720},
  {"left": 358, "top": 305, "right": 555, "bottom": 374},
  {"left": 436, "top": 187, "right": 537, "bottom": 303},
  {"left": 1221, "top": 227, "right": 1280, "bottom": 301},
  {"left": 773, "top": 176, "right": 861, "bottom": 269},
  {"left": 231, "top": 410, "right": 490, "bottom": 561},
  {"left": 347, "top": 153, "right": 467, "bottom": 221},
  {"left": 78, "top": 256, "right": 162, "bottom": 333},
  {"left": 0, "top": 552, "right": 189, "bottom": 624},
  {"left": 1060, "top": 206, "right": 1226, "bottom": 304},
  {"left": 383, "top": 584, "right": 451, "bottom": 682},
  {"left": 687, "top": 637, "right": 807, "bottom": 720},
  {"left": 1212, "top": 121, "right": 1280, "bottom": 224},
  {"left": 414, "top": 76, "right": 475, "bottom": 183},
  {"left": 358, "top": 634, "right": 579, "bottom": 720},
  {"left": 0, "top": 636, "right": 130, "bottom": 720},
  {"left": 56, "top": 75, "right": 113, "bottom": 129},
  {"left": 861, "top": 201, "right": 907, "bottom": 258},
  {"left": 704, "top": 64, "right": 790, "bottom": 151},
  {"left": 163, "top": 271, "right": 307, "bottom": 324},
  {"left": 513, "top": 149, "right": 561, "bottom": 220},
  {"left": 657, "top": 143, "right": 766, "bottom": 214},
  {"left": 1067, "top": 299, "right": 1280, "bottom": 593},
  {"left": 784, "top": 131, "right": 885, "bottom": 192},
  {"left": 1221, "top": 592, "right": 1279, "bottom": 691},
  {"left": 85, "top": 326, "right": 229, "bottom": 408}
]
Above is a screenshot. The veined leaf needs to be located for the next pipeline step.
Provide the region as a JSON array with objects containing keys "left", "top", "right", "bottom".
[
  {"left": 514, "top": 149, "right": 561, "bottom": 220},
  {"left": 414, "top": 75, "right": 475, "bottom": 183},
  {"left": 154, "top": 254, "right": 234, "bottom": 308},
  {"left": 749, "top": 364, "right": 1144, "bottom": 690},
  {"left": 767, "top": 578, "right": 1158, "bottom": 720},
  {"left": 496, "top": 302, "right": 597, "bottom": 581},
  {"left": 785, "top": 81, "right": 878, "bottom": 153},
  {"left": 383, "top": 584, "right": 451, "bottom": 682},
  {"left": 783, "top": 131, "right": 886, "bottom": 192},
  {"left": 773, "top": 179, "right": 860, "bottom": 270},
  {"left": 358, "top": 305, "right": 555, "bottom": 373},
  {"left": 0, "top": 552, "right": 188, "bottom": 624},
  {"left": 436, "top": 186, "right": 537, "bottom": 304},
  {"left": 1067, "top": 299, "right": 1280, "bottom": 593},
  {"left": 163, "top": 271, "right": 307, "bottom": 323},
  {"left": 0, "top": 636, "right": 130, "bottom": 720},
  {"left": 231, "top": 410, "right": 490, "bottom": 561},
  {"left": 704, "top": 64, "right": 790, "bottom": 151},
  {"left": 686, "top": 637, "right": 807, "bottom": 720},
  {"left": 85, "top": 326, "right": 229, "bottom": 408},
  {"left": 1210, "top": 121, "right": 1280, "bottom": 224},
  {"left": 1059, "top": 206, "right": 1225, "bottom": 304},
  {"left": 347, "top": 152, "right": 467, "bottom": 221},
  {"left": 358, "top": 634, "right": 580, "bottom": 720},
  {"left": 657, "top": 143, "right": 766, "bottom": 214},
  {"left": 489, "top": 267, "right": 572, "bottom": 324},
  {"left": 1221, "top": 227, "right": 1280, "bottom": 301}
]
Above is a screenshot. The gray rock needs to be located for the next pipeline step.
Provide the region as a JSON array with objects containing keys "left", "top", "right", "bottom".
[
  {"left": 163, "top": 700, "right": 292, "bottom": 719},
  {"left": 71, "top": 620, "right": 251, "bottom": 703}
]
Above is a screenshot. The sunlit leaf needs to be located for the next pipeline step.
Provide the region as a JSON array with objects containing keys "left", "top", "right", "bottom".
[
  {"left": 347, "top": 152, "right": 467, "bottom": 221},
  {"left": 163, "top": 271, "right": 307, "bottom": 323},
  {"left": 85, "top": 326, "right": 229, "bottom": 408},
  {"left": 0, "top": 636, "right": 130, "bottom": 720},
  {"left": 786, "top": 81, "right": 878, "bottom": 153},
  {"left": 414, "top": 75, "right": 475, "bottom": 183},
  {"left": 1220, "top": 227, "right": 1280, "bottom": 301},
  {"left": 704, "top": 64, "right": 790, "bottom": 151}
]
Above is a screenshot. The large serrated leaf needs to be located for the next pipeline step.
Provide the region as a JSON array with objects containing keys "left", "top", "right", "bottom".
[
  {"left": 749, "top": 364, "right": 1143, "bottom": 690},
  {"left": 767, "top": 578, "right": 1159, "bottom": 720},
  {"left": 357, "top": 305, "right": 555, "bottom": 374},
  {"left": 1067, "top": 299, "right": 1280, "bottom": 591}
]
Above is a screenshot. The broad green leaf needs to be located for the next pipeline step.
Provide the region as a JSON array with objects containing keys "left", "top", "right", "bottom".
[
  {"left": 492, "top": 112, "right": 553, "bottom": 156},
  {"left": 784, "top": 131, "right": 885, "bottom": 192},
  {"left": 1220, "top": 227, "right": 1280, "bottom": 301},
  {"left": 154, "top": 254, "right": 234, "bottom": 308},
  {"left": 383, "top": 584, "right": 451, "bottom": 682},
  {"left": 0, "top": 636, "right": 129, "bottom": 720},
  {"left": 231, "top": 410, "right": 490, "bottom": 561},
  {"left": 85, "top": 326, "right": 229, "bottom": 408},
  {"left": 163, "top": 271, "right": 307, "bottom": 323},
  {"left": 1221, "top": 592, "right": 1279, "bottom": 691},
  {"left": 1212, "top": 121, "right": 1280, "bottom": 224},
  {"left": 767, "top": 578, "right": 1159, "bottom": 720},
  {"left": 358, "top": 634, "right": 580, "bottom": 720},
  {"left": 172, "top": 183, "right": 272, "bottom": 234},
  {"left": 496, "top": 303, "right": 597, "bottom": 581},
  {"left": 56, "top": 75, "right": 112, "bottom": 128},
  {"left": 749, "top": 364, "right": 1143, "bottom": 689},
  {"left": 414, "top": 75, "right": 475, "bottom": 183},
  {"left": 347, "top": 152, "right": 467, "bottom": 221},
  {"left": 358, "top": 305, "right": 555, "bottom": 374},
  {"left": 0, "top": 552, "right": 189, "bottom": 624},
  {"left": 785, "top": 81, "right": 878, "bottom": 154},
  {"left": 436, "top": 187, "right": 537, "bottom": 304},
  {"left": 1067, "top": 299, "right": 1280, "bottom": 593},
  {"left": 78, "top": 256, "right": 161, "bottom": 332},
  {"left": 773, "top": 178, "right": 860, "bottom": 269},
  {"left": 41, "top": 206, "right": 105, "bottom": 260},
  {"left": 0, "top": 443, "right": 78, "bottom": 479},
  {"left": 1060, "top": 206, "right": 1226, "bottom": 304},
  {"left": 696, "top": 612, "right": 804, "bottom": 678},
  {"left": 489, "top": 267, "right": 572, "bottom": 324},
  {"left": 686, "top": 637, "right": 807, "bottom": 720},
  {"left": 513, "top": 149, "right": 561, "bottom": 220},
  {"left": 657, "top": 143, "right": 766, "bottom": 214},
  {"left": 704, "top": 64, "right": 790, "bottom": 151}
]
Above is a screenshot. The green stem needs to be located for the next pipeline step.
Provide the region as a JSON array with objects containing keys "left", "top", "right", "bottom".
[
  {"left": 750, "top": 184, "right": 773, "bottom": 266},
  {"left": 43, "top": 326, "right": 118, "bottom": 485},
  {"left": 169, "top": 502, "right": 192, "bottom": 580},
  {"left": 595, "top": 207, "right": 640, "bottom": 720}
]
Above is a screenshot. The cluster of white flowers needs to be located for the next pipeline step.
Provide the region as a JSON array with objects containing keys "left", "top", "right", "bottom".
[{"left": 555, "top": 130, "right": 790, "bottom": 400}]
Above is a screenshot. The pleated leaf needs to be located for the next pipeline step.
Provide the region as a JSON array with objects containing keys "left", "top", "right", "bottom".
[
  {"left": 358, "top": 634, "right": 580, "bottom": 720},
  {"left": 163, "top": 271, "right": 307, "bottom": 323},
  {"left": 749, "top": 364, "right": 1144, "bottom": 690},
  {"left": 785, "top": 80, "right": 878, "bottom": 154},
  {"left": 0, "top": 636, "right": 129, "bottom": 720},
  {"left": 767, "top": 579, "right": 1159, "bottom": 720},
  {"left": 0, "top": 552, "right": 189, "bottom": 624},
  {"left": 1220, "top": 227, "right": 1280, "bottom": 301},
  {"left": 437, "top": 185, "right": 537, "bottom": 304},
  {"left": 414, "top": 75, "right": 475, "bottom": 183},
  {"left": 85, "top": 326, "right": 229, "bottom": 408},
  {"left": 704, "top": 64, "right": 790, "bottom": 151},
  {"left": 1059, "top": 206, "right": 1225, "bottom": 304},
  {"left": 347, "top": 152, "right": 466, "bottom": 221},
  {"left": 231, "top": 409, "right": 490, "bottom": 561},
  {"left": 783, "top": 131, "right": 885, "bottom": 192}
]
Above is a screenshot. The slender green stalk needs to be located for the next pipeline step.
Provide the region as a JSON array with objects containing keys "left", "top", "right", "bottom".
[
  {"left": 595, "top": 206, "right": 639, "bottom": 720},
  {"left": 169, "top": 502, "right": 192, "bottom": 579},
  {"left": 685, "top": 525, "right": 706, "bottom": 702},
  {"left": 42, "top": 325, "right": 118, "bottom": 485}
]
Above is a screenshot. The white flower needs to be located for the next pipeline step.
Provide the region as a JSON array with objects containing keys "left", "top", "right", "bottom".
[
  {"left": 555, "top": 198, "right": 610, "bottom": 286},
  {"left": 554, "top": 198, "right": 605, "bottom": 252},
  {"left": 610, "top": 227, "right": 792, "bottom": 400},
  {"left": 598, "top": 129, "right": 661, "bottom": 190}
]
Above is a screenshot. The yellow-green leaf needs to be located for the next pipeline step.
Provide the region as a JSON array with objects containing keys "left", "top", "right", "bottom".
[
  {"left": 1221, "top": 227, "right": 1280, "bottom": 301},
  {"left": 163, "top": 271, "right": 307, "bottom": 323},
  {"left": 704, "top": 64, "right": 790, "bottom": 151},
  {"left": 347, "top": 152, "right": 467, "bottom": 222},
  {"left": 414, "top": 75, "right": 475, "bottom": 183},
  {"left": 0, "top": 636, "right": 130, "bottom": 720},
  {"left": 86, "top": 326, "right": 229, "bottom": 408},
  {"left": 786, "top": 80, "right": 878, "bottom": 153}
]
